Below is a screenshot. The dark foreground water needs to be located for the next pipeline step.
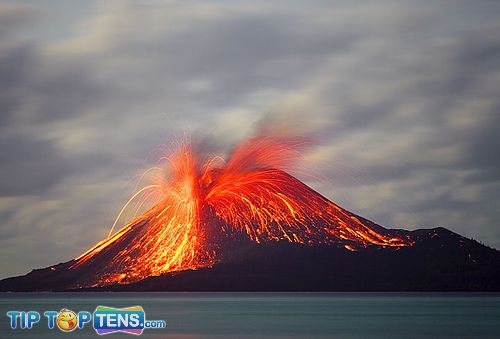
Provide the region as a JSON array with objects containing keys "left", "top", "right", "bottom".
[{"left": 0, "top": 293, "right": 499, "bottom": 338}]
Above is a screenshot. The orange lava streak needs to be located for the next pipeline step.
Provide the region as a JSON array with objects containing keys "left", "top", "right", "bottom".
[{"left": 73, "top": 135, "right": 412, "bottom": 287}]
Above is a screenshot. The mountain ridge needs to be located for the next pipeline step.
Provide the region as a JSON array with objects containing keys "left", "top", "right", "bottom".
[
  {"left": 1, "top": 226, "right": 499, "bottom": 292},
  {"left": 1, "top": 167, "right": 499, "bottom": 292}
]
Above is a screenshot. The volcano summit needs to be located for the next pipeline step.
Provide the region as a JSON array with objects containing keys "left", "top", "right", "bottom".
[{"left": 1, "top": 136, "right": 499, "bottom": 291}]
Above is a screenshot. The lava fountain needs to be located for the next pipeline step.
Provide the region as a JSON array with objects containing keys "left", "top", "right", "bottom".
[{"left": 72, "top": 135, "right": 413, "bottom": 287}]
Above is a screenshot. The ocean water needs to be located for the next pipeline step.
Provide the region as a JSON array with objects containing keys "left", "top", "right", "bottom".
[{"left": 0, "top": 292, "right": 499, "bottom": 338}]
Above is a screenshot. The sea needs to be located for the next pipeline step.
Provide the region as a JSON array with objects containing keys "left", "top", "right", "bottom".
[{"left": 0, "top": 292, "right": 499, "bottom": 338}]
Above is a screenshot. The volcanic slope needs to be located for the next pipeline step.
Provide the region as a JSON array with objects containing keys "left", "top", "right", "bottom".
[{"left": 1, "top": 170, "right": 499, "bottom": 291}]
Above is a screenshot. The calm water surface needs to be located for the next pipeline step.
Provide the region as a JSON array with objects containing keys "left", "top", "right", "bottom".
[{"left": 0, "top": 292, "right": 499, "bottom": 338}]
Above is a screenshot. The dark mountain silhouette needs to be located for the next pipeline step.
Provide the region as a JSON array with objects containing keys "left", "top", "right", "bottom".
[
  {"left": 1, "top": 169, "right": 499, "bottom": 292},
  {"left": 1, "top": 226, "right": 499, "bottom": 291}
]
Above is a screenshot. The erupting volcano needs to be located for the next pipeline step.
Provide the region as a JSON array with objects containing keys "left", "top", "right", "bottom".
[
  {"left": 72, "top": 135, "right": 412, "bottom": 287},
  {"left": 1, "top": 134, "right": 499, "bottom": 292}
]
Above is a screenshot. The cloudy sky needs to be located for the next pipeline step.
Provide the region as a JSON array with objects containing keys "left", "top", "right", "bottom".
[{"left": 1, "top": 0, "right": 499, "bottom": 278}]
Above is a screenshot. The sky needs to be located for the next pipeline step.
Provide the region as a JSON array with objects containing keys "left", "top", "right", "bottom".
[{"left": 1, "top": 0, "right": 499, "bottom": 279}]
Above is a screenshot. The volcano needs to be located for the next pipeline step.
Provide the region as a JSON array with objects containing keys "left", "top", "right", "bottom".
[{"left": 1, "top": 136, "right": 499, "bottom": 291}]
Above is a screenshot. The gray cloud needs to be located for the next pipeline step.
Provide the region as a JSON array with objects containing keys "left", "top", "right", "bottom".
[
  {"left": 0, "top": 133, "right": 73, "bottom": 195},
  {"left": 0, "top": 2, "right": 37, "bottom": 41},
  {"left": 1, "top": 0, "right": 500, "bottom": 278},
  {"left": 0, "top": 44, "right": 34, "bottom": 125}
]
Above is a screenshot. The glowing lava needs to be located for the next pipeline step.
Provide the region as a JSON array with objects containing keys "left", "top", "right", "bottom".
[{"left": 73, "top": 136, "right": 413, "bottom": 287}]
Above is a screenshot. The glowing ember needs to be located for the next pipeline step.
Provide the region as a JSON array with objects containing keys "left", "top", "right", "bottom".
[{"left": 73, "top": 135, "right": 413, "bottom": 287}]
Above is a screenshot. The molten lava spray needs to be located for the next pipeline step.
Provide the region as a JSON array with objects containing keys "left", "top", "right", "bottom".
[{"left": 73, "top": 135, "right": 412, "bottom": 287}]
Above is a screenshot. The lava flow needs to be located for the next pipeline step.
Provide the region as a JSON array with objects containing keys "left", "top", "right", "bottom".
[{"left": 72, "top": 135, "right": 413, "bottom": 287}]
